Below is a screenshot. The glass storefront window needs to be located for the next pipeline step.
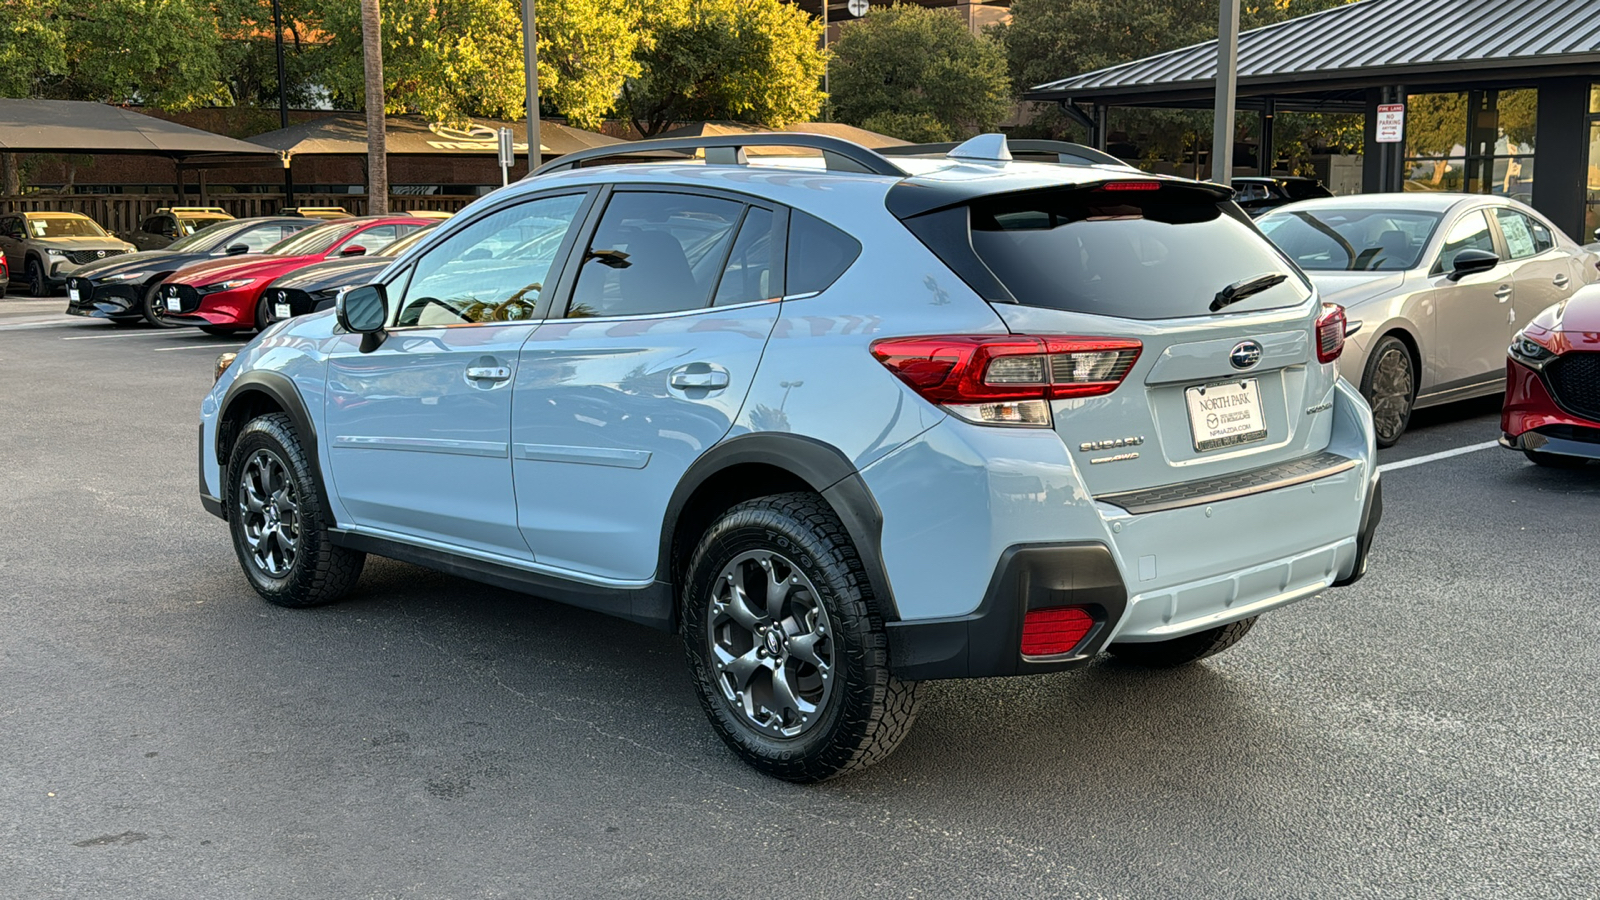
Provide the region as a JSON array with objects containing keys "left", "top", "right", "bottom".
[
  {"left": 1402, "top": 89, "right": 1536, "bottom": 199},
  {"left": 1586, "top": 119, "right": 1600, "bottom": 241}
]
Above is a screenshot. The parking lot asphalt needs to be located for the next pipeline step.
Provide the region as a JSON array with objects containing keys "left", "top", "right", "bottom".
[{"left": 2, "top": 299, "right": 1596, "bottom": 899}]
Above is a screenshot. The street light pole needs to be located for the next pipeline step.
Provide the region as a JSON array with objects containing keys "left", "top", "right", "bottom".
[
  {"left": 522, "top": 0, "right": 540, "bottom": 173},
  {"left": 271, "top": 0, "right": 294, "bottom": 208},
  {"left": 1211, "top": 0, "right": 1240, "bottom": 185}
]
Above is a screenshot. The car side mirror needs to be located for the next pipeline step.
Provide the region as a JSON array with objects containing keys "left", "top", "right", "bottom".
[
  {"left": 337, "top": 283, "right": 388, "bottom": 352},
  {"left": 1449, "top": 248, "right": 1499, "bottom": 280},
  {"left": 225, "top": 243, "right": 251, "bottom": 256},
  {"left": 339, "top": 244, "right": 367, "bottom": 257}
]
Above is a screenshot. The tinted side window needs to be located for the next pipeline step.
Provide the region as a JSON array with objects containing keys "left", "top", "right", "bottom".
[
  {"left": 786, "top": 211, "right": 861, "bottom": 295},
  {"left": 397, "top": 193, "right": 585, "bottom": 327},
  {"left": 1433, "top": 211, "right": 1495, "bottom": 274},
  {"left": 234, "top": 223, "right": 293, "bottom": 253},
  {"left": 568, "top": 191, "right": 743, "bottom": 318},
  {"left": 140, "top": 216, "right": 162, "bottom": 234},
  {"left": 713, "top": 206, "right": 778, "bottom": 306}
]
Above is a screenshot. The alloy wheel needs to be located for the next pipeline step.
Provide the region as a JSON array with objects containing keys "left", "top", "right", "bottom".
[
  {"left": 706, "top": 550, "right": 835, "bottom": 739},
  {"left": 237, "top": 448, "right": 300, "bottom": 577},
  {"left": 1369, "top": 346, "right": 1414, "bottom": 444}
]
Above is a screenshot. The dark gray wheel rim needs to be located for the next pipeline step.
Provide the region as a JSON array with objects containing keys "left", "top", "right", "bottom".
[
  {"left": 238, "top": 448, "right": 300, "bottom": 578},
  {"left": 145, "top": 284, "right": 173, "bottom": 325},
  {"left": 28, "top": 261, "right": 43, "bottom": 296},
  {"left": 1369, "top": 346, "right": 1414, "bottom": 443},
  {"left": 707, "top": 550, "right": 835, "bottom": 739}
]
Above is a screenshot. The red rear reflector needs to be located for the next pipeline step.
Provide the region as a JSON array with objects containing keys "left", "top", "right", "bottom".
[
  {"left": 1316, "top": 303, "right": 1346, "bottom": 364},
  {"left": 1020, "top": 607, "right": 1095, "bottom": 657},
  {"left": 1098, "top": 181, "right": 1161, "bottom": 191},
  {"left": 870, "top": 335, "right": 1142, "bottom": 404}
]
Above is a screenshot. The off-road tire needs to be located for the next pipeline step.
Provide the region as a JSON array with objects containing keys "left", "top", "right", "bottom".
[
  {"left": 140, "top": 281, "right": 180, "bottom": 327},
  {"left": 681, "top": 492, "right": 921, "bottom": 783},
  {"left": 226, "top": 412, "right": 364, "bottom": 608},
  {"left": 1360, "top": 335, "right": 1416, "bottom": 449},
  {"left": 1109, "top": 616, "right": 1258, "bottom": 668},
  {"left": 1523, "top": 449, "right": 1590, "bottom": 469}
]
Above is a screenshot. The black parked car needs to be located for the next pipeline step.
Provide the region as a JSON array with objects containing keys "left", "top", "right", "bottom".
[
  {"left": 65, "top": 217, "right": 315, "bottom": 327},
  {"left": 257, "top": 223, "right": 437, "bottom": 325},
  {"left": 1231, "top": 176, "right": 1334, "bottom": 216}
]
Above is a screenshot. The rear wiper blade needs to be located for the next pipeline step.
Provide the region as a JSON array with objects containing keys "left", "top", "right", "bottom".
[{"left": 1211, "top": 272, "right": 1288, "bottom": 312}]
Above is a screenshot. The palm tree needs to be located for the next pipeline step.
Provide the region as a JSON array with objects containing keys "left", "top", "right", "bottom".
[{"left": 361, "top": 0, "right": 388, "bottom": 215}]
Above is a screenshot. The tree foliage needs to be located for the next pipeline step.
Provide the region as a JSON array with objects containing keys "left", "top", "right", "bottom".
[
  {"left": 620, "top": 0, "right": 825, "bottom": 138},
  {"left": 828, "top": 3, "right": 1011, "bottom": 143}
]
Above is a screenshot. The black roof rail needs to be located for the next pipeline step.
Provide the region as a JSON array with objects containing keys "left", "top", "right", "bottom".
[
  {"left": 530, "top": 133, "right": 908, "bottom": 179},
  {"left": 879, "top": 139, "right": 1132, "bottom": 169}
]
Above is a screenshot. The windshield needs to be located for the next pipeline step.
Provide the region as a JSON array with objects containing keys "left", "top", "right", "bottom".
[
  {"left": 1257, "top": 208, "right": 1441, "bottom": 271},
  {"left": 267, "top": 221, "right": 360, "bottom": 256},
  {"left": 28, "top": 216, "right": 107, "bottom": 238},
  {"left": 168, "top": 219, "right": 248, "bottom": 252},
  {"left": 179, "top": 215, "right": 231, "bottom": 235},
  {"left": 959, "top": 186, "right": 1310, "bottom": 319}
]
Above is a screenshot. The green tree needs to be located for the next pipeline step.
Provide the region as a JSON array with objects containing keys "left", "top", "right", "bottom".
[
  {"left": 619, "top": 0, "right": 825, "bottom": 138},
  {"left": 828, "top": 3, "right": 1010, "bottom": 143}
]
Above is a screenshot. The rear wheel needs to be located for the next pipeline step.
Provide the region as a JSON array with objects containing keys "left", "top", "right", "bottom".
[
  {"left": 681, "top": 493, "right": 921, "bottom": 783},
  {"left": 140, "top": 282, "right": 181, "bottom": 328},
  {"left": 1361, "top": 336, "right": 1416, "bottom": 448},
  {"left": 1524, "top": 449, "right": 1590, "bottom": 469},
  {"left": 227, "top": 413, "right": 365, "bottom": 607},
  {"left": 1109, "top": 616, "right": 1257, "bottom": 668}
]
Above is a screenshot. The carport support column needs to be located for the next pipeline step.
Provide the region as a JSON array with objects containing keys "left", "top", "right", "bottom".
[
  {"left": 1210, "top": 0, "right": 1240, "bottom": 184},
  {"left": 1093, "top": 103, "right": 1108, "bottom": 152},
  {"left": 1258, "top": 97, "right": 1275, "bottom": 176}
]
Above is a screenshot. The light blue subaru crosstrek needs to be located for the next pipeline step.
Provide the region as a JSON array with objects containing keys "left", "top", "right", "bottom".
[{"left": 199, "top": 134, "right": 1382, "bottom": 782}]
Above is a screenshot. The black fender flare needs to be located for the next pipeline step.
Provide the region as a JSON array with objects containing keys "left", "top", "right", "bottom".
[
  {"left": 660, "top": 432, "right": 899, "bottom": 622},
  {"left": 217, "top": 370, "right": 335, "bottom": 524}
]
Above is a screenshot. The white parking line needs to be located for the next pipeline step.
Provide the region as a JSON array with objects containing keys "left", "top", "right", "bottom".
[
  {"left": 152, "top": 342, "right": 239, "bottom": 352},
  {"left": 1378, "top": 440, "right": 1500, "bottom": 473},
  {"left": 61, "top": 331, "right": 182, "bottom": 340}
]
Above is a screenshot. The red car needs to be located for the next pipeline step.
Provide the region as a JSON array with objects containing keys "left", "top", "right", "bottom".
[
  {"left": 1502, "top": 284, "right": 1600, "bottom": 468},
  {"left": 159, "top": 216, "right": 428, "bottom": 332}
]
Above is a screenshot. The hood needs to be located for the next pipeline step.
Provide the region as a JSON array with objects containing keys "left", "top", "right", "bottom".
[
  {"left": 271, "top": 257, "right": 391, "bottom": 291},
  {"left": 1302, "top": 270, "right": 1408, "bottom": 310},
  {"left": 75, "top": 247, "right": 229, "bottom": 282},
  {"left": 34, "top": 235, "right": 132, "bottom": 251},
  {"left": 168, "top": 254, "right": 306, "bottom": 286},
  {"left": 1527, "top": 285, "right": 1600, "bottom": 351}
]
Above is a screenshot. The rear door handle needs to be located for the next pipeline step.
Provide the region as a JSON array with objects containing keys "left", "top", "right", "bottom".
[
  {"left": 465, "top": 366, "right": 512, "bottom": 382},
  {"left": 1494, "top": 285, "right": 1512, "bottom": 302},
  {"left": 669, "top": 364, "right": 730, "bottom": 391}
]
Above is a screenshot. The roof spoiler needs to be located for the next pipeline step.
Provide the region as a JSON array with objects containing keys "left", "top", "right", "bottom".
[{"left": 530, "top": 133, "right": 908, "bottom": 178}]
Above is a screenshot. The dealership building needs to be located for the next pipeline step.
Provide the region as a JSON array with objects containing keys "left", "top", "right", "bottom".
[{"left": 1025, "top": 0, "right": 1600, "bottom": 241}]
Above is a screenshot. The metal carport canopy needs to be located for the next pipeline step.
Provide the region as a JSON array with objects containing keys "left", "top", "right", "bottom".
[
  {"left": 246, "top": 113, "right": 623, "bottom": 161},
  {"left": 1023, "top": 0, "right": 1600, "bottom": 107},
  {"left": 0, "top": 99, "right": 277, "bottom": 158}
]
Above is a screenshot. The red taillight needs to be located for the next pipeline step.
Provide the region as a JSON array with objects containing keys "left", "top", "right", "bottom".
[
  {"left": 871, "top": 335, "right": 1141, "bottom": 400},
  {"left": 1020, "top": 607, "right": 1095, "bottom": 657},
  {"left": 1315, "top": 303, "right": 1346, "bottom": 364},
  {"left": 1098, "top": 181, "right": 1161, "bottom": 191}
]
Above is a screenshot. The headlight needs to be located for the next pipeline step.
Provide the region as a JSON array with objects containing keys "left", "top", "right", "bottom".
[
  {"left": 104, "top": 270, "right": 150, "bottom": 282},
  {"left": 46, "top": 248, "right": 66, "bottom": 256},
  {"left": 214, "top": 351, "right": 238, "bottom": 383},
  {"left": 200, "top": 278, "right": 256, "bottom": 293},
  {"left": 1509, "top": 331, "right": 1555, "bottom": 368}
]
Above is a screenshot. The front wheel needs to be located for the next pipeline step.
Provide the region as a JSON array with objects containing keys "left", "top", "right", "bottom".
[
  {"left": 1109, "top": 616, "right": 1258, "bottom": 668},
  {"left": 141, "top": 282, "right": 181, "bottom": 328},
  {"left": 27, "top": 258, "right": 46, "bottom": 297},
  {"left": 681, "top": 493, "right": 921, "bottom": 783},
  {"left": 227, "top": 413, "right": 365, "bottom": 607},
  {"left": 1361, "top": 336, "right": 1416, "bottom": 448}
]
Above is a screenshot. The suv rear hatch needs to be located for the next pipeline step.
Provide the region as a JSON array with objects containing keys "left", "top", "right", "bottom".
[{"left": 888, "top": 172, "right": 1342, "bottom": 499}]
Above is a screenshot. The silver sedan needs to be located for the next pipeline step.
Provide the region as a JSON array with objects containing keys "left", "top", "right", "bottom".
[{"left": 1257, "top": 194, "right": 1597, "bottom": 446}]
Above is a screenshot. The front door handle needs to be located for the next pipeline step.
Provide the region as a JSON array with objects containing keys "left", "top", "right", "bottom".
[
  {"left": 465, "top": 366, "right": 512, "bottom": 382},
  {"left": 1494, "top": 285, "right": 1512, "bottom": 302},
  {"left": 669, "top": 364, "right": 730, "bottom": 391},
  {"left": 1554, "top": 274, "right": 1571, "bottom": 288}
]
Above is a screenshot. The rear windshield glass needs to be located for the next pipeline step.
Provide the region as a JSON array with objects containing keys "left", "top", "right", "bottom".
[
  {"left": 1257, "top": 208, "right": 1441, "bottom": 271},
  {"left": 965, "top": 187, "right": 1309, "bottom": 319},
  {"left": 1280, "top": 180, "right": 1332, "bottom": 201}
]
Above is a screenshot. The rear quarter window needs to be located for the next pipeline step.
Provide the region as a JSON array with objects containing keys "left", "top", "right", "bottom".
[
  {"left": 964, "top": 187, "right": 1310, "bottom": 319},
  {"left": 786, "top": 211, "right": 860, "bottom": 295}
]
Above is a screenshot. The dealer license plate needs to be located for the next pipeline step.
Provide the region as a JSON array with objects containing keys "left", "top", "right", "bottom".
[
  {"left": 68, "top": 286, "right": 80, "bottom": 302},
  {"left": 165, "top": 293, "right": 181, "bottom": 312},
  {"left": 274, "top": 303, "right": 291, "bottom": 319},
  {"left": 1185, "top": 379, "right": 1268, "bottom": 452}
]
